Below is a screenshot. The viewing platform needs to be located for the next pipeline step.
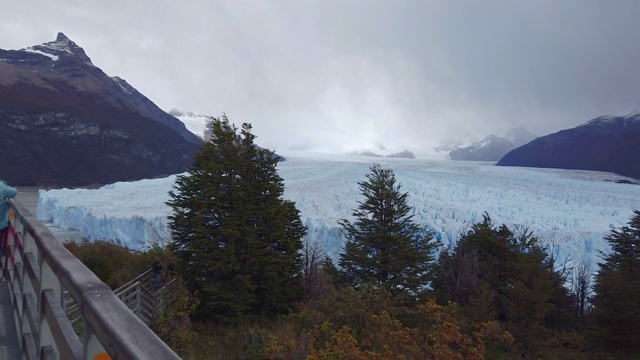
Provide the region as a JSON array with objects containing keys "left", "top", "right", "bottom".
[{"left": 1, "top": 199, "right": 180, "bottom": 359}]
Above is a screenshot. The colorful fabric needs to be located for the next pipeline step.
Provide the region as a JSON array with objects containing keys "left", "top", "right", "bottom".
[{"left": 0, "top": 181, "right": 17, "bottom": 230}]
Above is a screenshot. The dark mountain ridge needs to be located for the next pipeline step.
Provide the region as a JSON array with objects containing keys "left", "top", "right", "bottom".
[
  {"left": 449, "top": 125, "right": 537, "bottom": 161},
  {"left": 497, "top": 114, "right": 640, "bottom": 179},
  {"left": 0, "top": 33, "right": 203, "bottom": 186}
]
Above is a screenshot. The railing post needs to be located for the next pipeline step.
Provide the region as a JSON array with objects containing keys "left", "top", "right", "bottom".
[
  {"left": 136, "top": 283, "right": 142, "bottom": 318},
  {"left": 8, "top": 212, "right": 26, "bottom": 354},
  {"left": 39, "top": 258, "right": 62, "bottom": 355},
  {"left": 82, "top": 317, "right": 108, "bottom": 360},
  {"left": 22, "top": 232, "right": 40, "bottom": 357}
]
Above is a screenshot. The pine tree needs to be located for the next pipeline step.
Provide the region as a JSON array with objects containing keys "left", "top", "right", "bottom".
[
  {"left": 592, "top": 210, "right": 640, "bottom": 350},
  {"left": 432, "top": 215, "right": 574, "bottom": 355},
  {"left": 338, "top": 163, "right": 439, "bottom": 295},
  {"left": 167, "top": 116, "right": 306, "bottom": 321}
]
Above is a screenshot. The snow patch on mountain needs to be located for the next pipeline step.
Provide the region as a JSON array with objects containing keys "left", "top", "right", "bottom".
[
  {"left": 23, "top": 49, "right": 59, "bottom": 61},
  {"left": 169, "top": 109, "right": 212, "bottom": 140},
  {"left": 580, "top": 113, "right": 640, "bottom": 128},
  {"left": 111, "top": 76, "right": 133, "bottom": 95}
]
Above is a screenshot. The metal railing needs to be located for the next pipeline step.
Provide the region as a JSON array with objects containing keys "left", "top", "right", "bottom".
[{"left": 2, "top": 199, "right": 180, "bottom": 360}]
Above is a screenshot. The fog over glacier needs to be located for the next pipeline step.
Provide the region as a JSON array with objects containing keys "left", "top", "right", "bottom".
[{"left": 37, "top": 151, "right": 640, "bottom": 267}]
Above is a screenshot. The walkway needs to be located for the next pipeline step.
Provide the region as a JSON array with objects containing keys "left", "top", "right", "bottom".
[
  {"left": 2, "top": 198, "right": 180, "bottom": 359},
  {"left": 0, "top": 280, "right": 20, "bottom": 359}
]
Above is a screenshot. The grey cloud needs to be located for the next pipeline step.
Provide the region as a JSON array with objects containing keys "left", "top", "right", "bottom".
[{"left": 2, "top": 1, "right": 640, "bottom": 151}]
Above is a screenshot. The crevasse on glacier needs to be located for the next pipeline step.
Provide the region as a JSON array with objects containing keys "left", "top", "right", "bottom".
[{"left": 36, "top": 152, "right": 640, "bottom": 267}]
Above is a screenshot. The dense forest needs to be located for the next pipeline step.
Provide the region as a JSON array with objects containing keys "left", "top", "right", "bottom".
[{"left": 67, "top": 117, "right": 640, "bottom": 359}]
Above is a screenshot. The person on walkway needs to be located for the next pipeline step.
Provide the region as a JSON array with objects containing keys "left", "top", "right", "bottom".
[
  {"left": 151, "top": 257, "right": 163, "bottom": 291},
  {"left": 0, "top": 181, "right": 17, "bottom": 277}
]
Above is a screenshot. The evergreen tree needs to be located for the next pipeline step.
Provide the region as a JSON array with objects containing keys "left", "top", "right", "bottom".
[
  {"left": 167, "top": 116, "right": 306, "bottom": 321},
  {"left": 592, "top": 210, "right": 640, "bottom": 350},
  {"left": 432, "top": 215, "right": 574, "bottom": 355},
  {"left": 338, "top": 163, "right": 439, "bottom": 295}
]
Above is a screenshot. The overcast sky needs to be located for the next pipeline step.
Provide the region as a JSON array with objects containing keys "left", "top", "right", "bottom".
[{"left": 2, "top": 1, "right": 640, "bottom": 151}]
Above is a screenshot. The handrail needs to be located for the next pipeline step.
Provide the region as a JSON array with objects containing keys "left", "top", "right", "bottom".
[
  {"left": 115, "top": 269, "right": 152, "bottom": 294},
  {"left": 3, "top": 199, "right": 180, "bottom": 360},
  {"left": 67, "top": 268, "right": 178, "bottom": 329}
]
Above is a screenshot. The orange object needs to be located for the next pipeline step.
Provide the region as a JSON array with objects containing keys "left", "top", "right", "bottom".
[{"left": 93, "top": 353, "right": 112, "bottom": 360}]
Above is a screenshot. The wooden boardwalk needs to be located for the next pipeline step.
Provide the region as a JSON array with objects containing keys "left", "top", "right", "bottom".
[{"left": 0, "top": 280, "right": 20, "bottom": 359}]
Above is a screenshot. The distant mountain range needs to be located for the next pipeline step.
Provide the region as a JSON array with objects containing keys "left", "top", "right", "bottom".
[
  {"left": 434, "top": 128, "right": 478, "bottom": 153},
  {"left": 449, "top": 125, "right": 537, "bottom": 161},
  {"left": 345, "top": 143, "right": 416, "bottom": 158},
  {"left": 498, "top": 114, "right": 640, "bottom": 180},
  {"left": 347, "top": 149, "right": 416, "bottom": 159},
  {"left": 0, "top": 33, "right": 203, "bottom": 186}
]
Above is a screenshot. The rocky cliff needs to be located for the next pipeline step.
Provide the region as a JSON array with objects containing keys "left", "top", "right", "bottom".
[{"left": 0, "top": 33, "right": 203, "bottom": 186}]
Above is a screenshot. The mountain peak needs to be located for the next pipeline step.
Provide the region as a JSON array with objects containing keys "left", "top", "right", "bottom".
[
  {"left": 26, "top": 32, "right": 94, "bottom": 65},
  {"left": 56, "top": 32, "right": 70, "bottom": 42},
  {"left": 505, "top": 125, "right": 537, "bottom": 144},
  {"left": 50, "top": 32, "right": 79, "bottom": 51}
]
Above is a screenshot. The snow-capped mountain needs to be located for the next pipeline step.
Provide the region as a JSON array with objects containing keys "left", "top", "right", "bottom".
[
  {"left": 346, "top": 144, "right": 416, "bottom": 159},
  {"left": 168, "top": 109, "right": 214, "bottom": 141},
  {"left": 170, "top": 109, "right": 287, "bottom": 162},
  {"left": 498, "top": 114, "right": 640, "bottom": 180},
  {"left": 0, "top": 33, "right": 203, "bottom": 186},
  {"left": 449, "top": 126, "right": 537, "bottom": 161},
  {"left": 505, "top": 125, "right": 538, "bottom": 145},
  {"left": 23, "top": 32, "right": 94, "bottom": 65},
  {"left": 434, "top": 127, "right": 479, "bottom": 153}
]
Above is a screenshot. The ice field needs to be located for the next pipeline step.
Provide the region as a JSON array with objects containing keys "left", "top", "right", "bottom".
[{"left": 36, "top": 151, "right": 640, "bottom": 266}]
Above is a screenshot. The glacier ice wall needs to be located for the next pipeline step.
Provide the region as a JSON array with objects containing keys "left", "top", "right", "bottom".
[
  {"left": 36, "top": 151, "right": 640, "bottom": 266},
  {"left": 37, "top": 179, "right": 173, "bottom": 249}
]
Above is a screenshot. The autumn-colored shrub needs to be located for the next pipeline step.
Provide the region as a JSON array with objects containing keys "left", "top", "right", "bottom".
[
  {"left": 266, "top": 286, "right": 514, "bottom": 360},
  {"left": 64, "top": 239, "right": 177, "bottom": 289}
]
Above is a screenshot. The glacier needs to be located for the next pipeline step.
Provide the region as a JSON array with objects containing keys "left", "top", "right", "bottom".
[{"left": 36, "top": 151, "right": 640, "bottom": 267}]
